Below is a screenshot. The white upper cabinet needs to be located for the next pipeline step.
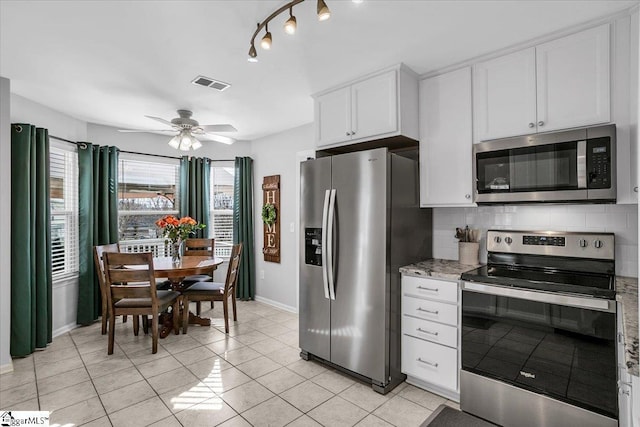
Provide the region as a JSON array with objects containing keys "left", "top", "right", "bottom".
[
  {"left": 314, "top": 65, "right": 418, "bottom": 149},
  {"left": 315, "top": 87, "right": 351, "bottom": 147},
  {"left": 351, "top": 71, "right": 398, "bottom": 141},
  {"left": 473, "top": 24, "right": 611, "bottom": 142},
  {"left": 420, "top": 67, "right": 474, "bottom": 207},
  {"left": 536, "top": 24, "right": 610, "bottom": 133},
  {"left": 473, "top": 48, "right": 537, "bottom": 141}
]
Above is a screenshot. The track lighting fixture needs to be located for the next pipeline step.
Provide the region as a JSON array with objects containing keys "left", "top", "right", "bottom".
[
  {"left": 284, "top": 8, "right": 297, "bottom": 34},
  {"left": 317, "top": 0, "right": 331, "bottom": 21},
  {"left": 261, "top": 24, "right": 272, "bottom": 50},
  {"left": 248, "top": 0, "right": 330, "bottom": 62}
]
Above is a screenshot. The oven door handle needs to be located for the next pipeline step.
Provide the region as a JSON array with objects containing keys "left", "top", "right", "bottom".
[{"left": 462, "top": 282, "right": 615, "bottom": 313}]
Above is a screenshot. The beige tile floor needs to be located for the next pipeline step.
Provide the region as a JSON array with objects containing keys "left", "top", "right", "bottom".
[{"left": 0, "top": 301, "right": 459, "bottom": 427}]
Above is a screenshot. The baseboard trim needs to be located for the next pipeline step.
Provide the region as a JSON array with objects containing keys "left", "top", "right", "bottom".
[
  {"left": 254, "top": 296, "right": 297, "bottom": 313},
  {"left": 0, "top": 361, "right": 13, "bottom": 374},
  {"left": 53, "top": 322, "right": 79, "bottom": 338}
]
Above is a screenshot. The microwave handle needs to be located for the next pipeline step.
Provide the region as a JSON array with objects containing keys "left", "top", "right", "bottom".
[{"left": 577, "top": 140, "right": 587, "bottom": 189}]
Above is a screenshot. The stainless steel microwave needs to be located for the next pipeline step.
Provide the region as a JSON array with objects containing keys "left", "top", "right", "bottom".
[{"left": 473, "top": 124, "right": 616, "bottom": 204}]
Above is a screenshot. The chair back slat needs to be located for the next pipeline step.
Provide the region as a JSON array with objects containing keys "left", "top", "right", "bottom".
[
  {"left": 93, "top": 243, "right": 120, "bottom": 290},
  {"left": 224, "top": 243, "right": 243, "bottom": 296},
  {"left": 103, "top": 252, "right": 157, "bottom": 307},
  {"left": 184, "top": 238, "right": 215, "bottom": 257}
]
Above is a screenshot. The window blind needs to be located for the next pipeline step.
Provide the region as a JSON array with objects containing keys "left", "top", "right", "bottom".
[
  {"left": 210, "top": 163, "right": 235, "bottom": 258},
  {"left": 50, "top": 145, "right": 79, "bottom": 280}
]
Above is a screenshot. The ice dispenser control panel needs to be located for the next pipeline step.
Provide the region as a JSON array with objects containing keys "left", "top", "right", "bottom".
[{"left": 305, "top": 228, "right": 322, "bottom": 266}]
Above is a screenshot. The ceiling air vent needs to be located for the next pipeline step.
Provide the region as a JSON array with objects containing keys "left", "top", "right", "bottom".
[{"left": 191, "top": 75, "right": 231, "bottom": 92}]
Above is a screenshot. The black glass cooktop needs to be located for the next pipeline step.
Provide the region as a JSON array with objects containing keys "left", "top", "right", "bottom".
[{"left": 461, "top": 264, "right": 615, "bottom": 299}]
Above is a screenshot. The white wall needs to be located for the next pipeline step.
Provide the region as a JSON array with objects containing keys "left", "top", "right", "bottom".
[
  {"left": 11, "top": 94, "right": 89, "bottom": 337},
  {"left": 433, "top": 204, "right": 638, "bottom": 277},
  {"left": 250, "top": 123, "right": 314, "bottom": 312},
  {"left": 1, "top": 77, "right": 12, "bottom": 372}
]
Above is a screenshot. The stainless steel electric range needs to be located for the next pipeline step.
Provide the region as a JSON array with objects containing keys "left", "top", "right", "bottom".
[{"left": 460, "top": 230, "right": 617, "bottom": 427}]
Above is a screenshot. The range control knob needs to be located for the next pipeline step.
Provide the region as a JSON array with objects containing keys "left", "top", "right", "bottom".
[
  {"left": 594, "top": 240, "right": 604, "bottom": 249},
  {"left": 494, "top": 236, "right": 502, "bottom": 244},
  {"left": 578, "top": 239, "right": 588, "bottom": 248},
  {"left": 505, "top": 237, "right": 513, "bottom": 245}
]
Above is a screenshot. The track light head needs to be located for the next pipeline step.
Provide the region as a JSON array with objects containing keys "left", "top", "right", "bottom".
[
  {"left": 284, "top": 11, "right": 297, "bottom": 35},
  {"left": 261, "top": 27, "right": 272, "bottom": 50},
  {"left": 248, "top": 44, "right": 258, "bottom": 62},
  {"left": 317, "top": 0, "right": 331, "bottom": 21}
]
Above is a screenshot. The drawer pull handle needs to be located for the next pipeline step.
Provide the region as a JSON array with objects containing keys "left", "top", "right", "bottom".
[
  {"left": 417, "top": 286, "right": 439, "bottom": 292},
  {"left": 417, "top": 357, "right": 439, "bottom": 368},
  {"left": 417, "top": 307, "right": 439, "bottom": 315},
  {"left": 417, "top": 327, "right": 438, "bottom": 336}
]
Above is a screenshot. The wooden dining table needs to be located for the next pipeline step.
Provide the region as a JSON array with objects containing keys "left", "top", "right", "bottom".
[{"left": 151, "top": 256, "right": 224, "bottom": 337}]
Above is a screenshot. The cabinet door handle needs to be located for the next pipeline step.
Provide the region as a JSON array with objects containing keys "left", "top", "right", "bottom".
[
  {"left": 465, "top": 194, "right": 471, "bottom": 199},
  {"left": 417, "top": 327, "right": 438, "bottom": 336},
  {"left": 345, "top": 131, "right": 351, "bottom": 136},
  {"left": 528, "top": 122, "right": 535, "bottom": 128},
  {"left": 538, "top": 121, "right": 545, "bottom": 126},
  {"left": 634, "top": 186, "right": 638, "bottom": 193},
  {"left": 417, "top": 285, "right": 439, "bottom": 292},
  {"left": 417, "top": 307, "right": 439, "bottom": 314},
  {"left": 351, "top": 130, "right": 356, "bottom": 135},
  {"left": 417, "top": 357, "right": 438, "bottom": 367}
]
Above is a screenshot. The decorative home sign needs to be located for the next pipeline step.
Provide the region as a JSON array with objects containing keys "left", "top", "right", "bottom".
[{"left": 262, "top": 175, "right": 281, "bottom": 263}]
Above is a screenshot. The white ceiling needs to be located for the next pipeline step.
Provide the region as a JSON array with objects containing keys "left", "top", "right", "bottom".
[{"left": 1, "top": 0, "right": 637, "bottom": 142}]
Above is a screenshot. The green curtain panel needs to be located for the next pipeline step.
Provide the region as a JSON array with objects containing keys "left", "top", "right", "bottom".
[
  {"left": 77, "top": 144, "right": 119, "bottom": 325},
  {"left": 179, "top": 156, "right": 211, "bottom": 237},
  {"left": 233, "top": 157, "right": 255, "bottom": 300},
  {"left": 10, "top": 124, "right": 52, "bottom": 357}
]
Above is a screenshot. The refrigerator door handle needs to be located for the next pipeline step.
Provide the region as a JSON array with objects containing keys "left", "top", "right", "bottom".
[
  {"left": 327, "top": 189, "right": 337, "bottom": 300},
  {"left": 321, "top": 189, "right": 331, "bottom": 300}
]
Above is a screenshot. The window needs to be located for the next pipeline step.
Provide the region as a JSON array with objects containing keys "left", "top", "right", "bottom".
[
  {"left": 210, "top": 163, "right": 235, "bottom": 258},
  {"left": 117, "top": 155, "right": 180, "bottom": 256},
  {"left": 50, "top": 143, "right": 79, "bottom": 280}
]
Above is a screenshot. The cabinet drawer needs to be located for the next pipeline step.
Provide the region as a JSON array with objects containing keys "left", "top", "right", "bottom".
[
  {"left": 402, "top": 335, "right": 458, "bottom": 391},
  {"left": 402, "top": 315, "right": 457, "bottom": 348},
  {"left": 402, "top": 296, "right": 458, "bottom": 326},
  {"left": 402, "top": 275, "right": 458, "bottom": 304}
]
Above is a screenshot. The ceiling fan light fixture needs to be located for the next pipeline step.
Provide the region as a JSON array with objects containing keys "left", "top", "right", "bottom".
[
  {"left": 284, "top": 9, "right": 297, "bottom": 34},
  {"left": 168, "top": 135, "right": 180, "bottom": 149},
  {"left": 191, "top": 139, "right": 203, "bottom": 150},
  {"left": 317, "top": 0, "right": 331, "bottom": 21}
]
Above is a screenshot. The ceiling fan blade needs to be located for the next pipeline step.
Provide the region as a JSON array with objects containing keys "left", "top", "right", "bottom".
[
  {"left": 202, "top": 134, "right": 236, "bottom": 145},
  {"left": 118, "top": 129, "right": 178, "bottom": 133},
  {"left": 200, "top": 124, "right": 238, "bottom": 133},
  {"left": 144, "top": 115, "right": 176, "bottom": 127}
]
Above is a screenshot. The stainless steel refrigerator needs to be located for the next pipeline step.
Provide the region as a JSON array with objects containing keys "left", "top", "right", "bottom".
[{"left": 299, "top": 147, "right": 432, "bottom": 394}]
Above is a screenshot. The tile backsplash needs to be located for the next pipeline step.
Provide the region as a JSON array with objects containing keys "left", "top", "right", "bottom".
[{"left": 433, "top": 204, "right": 638, "bottom": 277}]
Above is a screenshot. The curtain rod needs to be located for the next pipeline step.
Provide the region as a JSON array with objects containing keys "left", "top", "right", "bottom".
[{"left": 49, "top": 135, "right": 234, "bottom": 162}]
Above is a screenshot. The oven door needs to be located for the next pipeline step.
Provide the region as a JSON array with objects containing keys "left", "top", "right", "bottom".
[{"left": 461, "top": 282, "right": 617, "bottom": 423}]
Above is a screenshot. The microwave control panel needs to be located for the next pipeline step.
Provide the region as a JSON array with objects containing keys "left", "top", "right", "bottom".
[{"left": 587, "top": 138, "right": 611, "bottom": 189}]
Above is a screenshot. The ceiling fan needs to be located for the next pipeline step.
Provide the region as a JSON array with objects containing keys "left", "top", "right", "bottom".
[{"left": 118, "top": 109, "right": 237, "bottom": 150}]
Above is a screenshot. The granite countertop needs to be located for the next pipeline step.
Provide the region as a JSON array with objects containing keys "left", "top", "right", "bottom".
[
  {"left": 616, "top": 276, "right": 639, "bottom": 377},
  {"left": 400, "top": 259, "right": 481, "bottom": 281}
]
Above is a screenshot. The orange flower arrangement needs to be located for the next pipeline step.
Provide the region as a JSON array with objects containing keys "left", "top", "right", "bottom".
[{"left": 155, "top": 215, "right": 206, "bottom": 243}]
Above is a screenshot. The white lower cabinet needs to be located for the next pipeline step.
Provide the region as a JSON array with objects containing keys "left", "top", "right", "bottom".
[{"left": 401, "top": 274, "right": 460, "bottom": 401}]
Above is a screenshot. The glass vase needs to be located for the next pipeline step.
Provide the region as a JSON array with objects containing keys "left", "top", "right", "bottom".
[{"left": 171, "top": 239, "right": 184, "bottom": 264}]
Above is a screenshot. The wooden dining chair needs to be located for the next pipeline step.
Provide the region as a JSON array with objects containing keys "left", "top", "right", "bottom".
[
  {"left": 181, "top": 243, "right": 243, "bottom": 334},
  {"left": 93, "top": 243, "right": 121, "bottom": 335},
  {"left": 182, "top": 238, "right": 215, "bottom": 314},
  {"left": 103, "top": 252, "right": 180, "bottom": 354}
]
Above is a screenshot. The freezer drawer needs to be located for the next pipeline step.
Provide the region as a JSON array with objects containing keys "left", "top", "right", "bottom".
[
  {"left": 402, "top": 276, "right": 458, "bottom": 304},
  {"left": 402, "top": 335, "right": 458, "bottom": 391},
  {"left": 402, "top": 296, "right": 458, "bottom": 326},
  {"left": 402, "top": 315, "right": 458, "bottom": 348}
]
